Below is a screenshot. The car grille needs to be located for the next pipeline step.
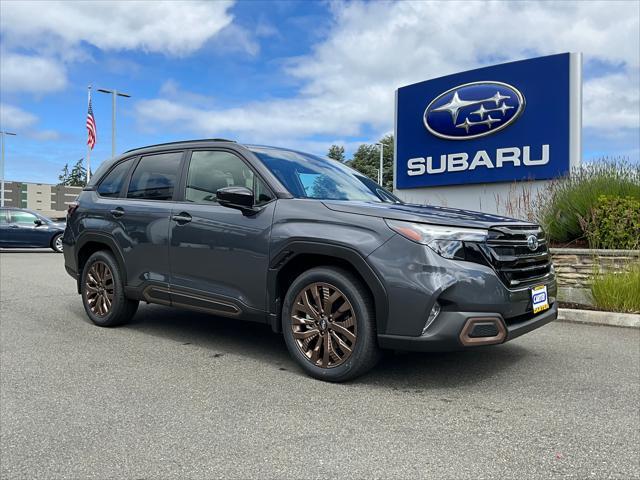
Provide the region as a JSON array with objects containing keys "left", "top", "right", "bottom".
[{"left": 479, "top": 225, "right": 553, "bottom": 288}]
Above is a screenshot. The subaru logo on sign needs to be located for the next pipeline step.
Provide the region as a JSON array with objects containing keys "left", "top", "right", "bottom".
[
  {"left": 424, "top": 81, "right": 525, "bottom": 140},
  {"left": 527, "top": 234, "right": 539, "bottom": 251}
]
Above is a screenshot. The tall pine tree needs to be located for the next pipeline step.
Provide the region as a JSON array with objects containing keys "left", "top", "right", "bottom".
[
  {"left": 58, "top": 163, "right": 70, "bottom": 185},
  {"left": 67, "top": 158, "right": 87, "bottom": 187},
  {"left": 327, "top": 144, "right": 345, "bottom": 162}
]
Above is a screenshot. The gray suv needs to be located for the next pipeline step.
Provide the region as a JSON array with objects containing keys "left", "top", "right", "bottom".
[{"left": 63, "top": 139, "right": 557, "bottom": 381}]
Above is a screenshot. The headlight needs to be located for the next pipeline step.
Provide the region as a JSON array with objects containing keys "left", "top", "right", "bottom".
[{"left": 385, "top": 219, "right": 487, "bottom": 260}]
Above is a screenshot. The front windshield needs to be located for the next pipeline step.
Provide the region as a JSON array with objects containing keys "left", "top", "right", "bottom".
[{"left": 249, "top": 146, "right": 401, "bottom": 203}]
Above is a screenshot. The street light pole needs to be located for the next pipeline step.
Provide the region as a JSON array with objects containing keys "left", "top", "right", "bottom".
[
  {"left": 376, "top": 142, "right": 384, "bottom": 186},
  {"left": 97, "top": 88, "right": 131, "bottom": 157},
  {"left": 1, "top": 131, "right": 17, "bottom": 207}
]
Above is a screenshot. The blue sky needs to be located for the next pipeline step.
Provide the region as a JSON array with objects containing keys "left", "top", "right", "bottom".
[{"left": 1, "top": 0, "right": 639, "bottom": 184}]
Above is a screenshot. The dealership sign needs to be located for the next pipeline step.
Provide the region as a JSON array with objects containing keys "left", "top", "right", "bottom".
[{"left": 395, "top": 53, "right": 581, "bottom": 189}]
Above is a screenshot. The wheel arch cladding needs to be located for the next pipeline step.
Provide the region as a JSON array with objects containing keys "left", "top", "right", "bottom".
[
  {"left": 76, "top": 234, "right": 127, "bottom": 294},
  {"left": 268, "top": 241, "right": 389, "bottom": 334}
]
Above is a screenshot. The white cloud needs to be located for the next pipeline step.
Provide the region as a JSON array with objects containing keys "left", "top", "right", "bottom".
[
  {"left": 0, "top": 53, "right": 68, "bottom": 94},
  {"left": 158, "top": 79, "right": 217, "bottom": 108},
  {"left": 1, "top": 1, "right": 237, "bottom": 97},
  {"left": 583, "top": 72, "right": 640, "bottom": 130},
  {"left": 29, "top": 129, "right": 61, "bottom": 141},
  {"left": 135, "top": 0, "right": 640, "bottom": 151},
  {"left": 209, "top": 24, "right": 261, "bottom": 56},
  {"left": 0, "top": 103, "right": 38, "bottom": 130},
  {"left": 0, "top": 103, "right": 60, "bottom": 140},
  {"left": 0, "top": 0, "right": 235, "bottom": 57}
]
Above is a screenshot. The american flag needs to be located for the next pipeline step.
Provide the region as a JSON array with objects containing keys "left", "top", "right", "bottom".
[{"left": 86, "top": 90, "right": 96, "bottom": 150}]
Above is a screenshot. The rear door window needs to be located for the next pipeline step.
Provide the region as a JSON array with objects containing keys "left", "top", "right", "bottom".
[
  {"left": 97, "top": 159, "right": 132, "bottom": 198},
  {"left": 127, "top": 152, "right": 183, "bottom": 201}
]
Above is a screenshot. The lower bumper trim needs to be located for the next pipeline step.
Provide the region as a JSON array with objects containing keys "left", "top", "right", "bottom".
[
  {"left": 459, "top": 317, "right": 506, "bottom": 346},
  {"left": 377, "top": 303, "right": 557, "bottom": 352}
]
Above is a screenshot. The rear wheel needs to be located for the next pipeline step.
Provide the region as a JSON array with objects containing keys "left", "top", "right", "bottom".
[
  {"left": 282, "top": 267, "right": 380, "bottom": 382},
  {"left": 81, "top": 250, "right": 138, "bottom": 327},
  {"left": 51, "top": 233, "right": 63, "bottom": 253}
]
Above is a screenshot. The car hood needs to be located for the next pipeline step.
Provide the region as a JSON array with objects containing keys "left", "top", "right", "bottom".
[{"left": 321, "top": 201, "right": 535, "bottom": 229}]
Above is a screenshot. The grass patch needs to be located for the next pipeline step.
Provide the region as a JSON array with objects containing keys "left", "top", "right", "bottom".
[{"left": 591, "top": 264, "right": 640, "bottom": 313}]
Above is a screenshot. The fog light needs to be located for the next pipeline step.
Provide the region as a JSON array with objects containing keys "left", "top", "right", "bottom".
[{"left": 422, "top": 302, "right": 441, "bottom": 335}]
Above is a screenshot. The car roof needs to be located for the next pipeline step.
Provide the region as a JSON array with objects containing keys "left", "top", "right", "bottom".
[{"left": 123, "top": 138, "right": 237, "bottom": 154}]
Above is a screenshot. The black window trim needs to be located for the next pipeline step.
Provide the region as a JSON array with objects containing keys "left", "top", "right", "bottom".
[
  {"left": 122, "top": 149, "right": 188, "bottom": 203},
  {"left": 174, "top": 147, "right": 276, "bottom": 207}
]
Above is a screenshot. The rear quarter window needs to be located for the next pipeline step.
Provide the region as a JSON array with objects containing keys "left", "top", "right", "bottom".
[{"left": 97, "top": 159, "right": 132, "bottom": 198}]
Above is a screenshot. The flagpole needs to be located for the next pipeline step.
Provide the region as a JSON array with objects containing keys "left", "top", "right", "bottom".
[{"left": 86, "top": 85, "right": 92, "bottom": 183}]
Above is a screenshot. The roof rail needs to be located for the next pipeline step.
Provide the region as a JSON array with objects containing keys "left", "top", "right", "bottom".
[{"left": 124, "top": 138, "right": 236, "bottom": 154}]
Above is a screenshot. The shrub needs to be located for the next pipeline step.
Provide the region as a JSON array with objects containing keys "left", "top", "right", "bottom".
[
  {"left": 536, "top": 160, "right": 640, "bottom": 245},
  {"left": 582, "top": 196, "right": 640, "bottom": 249},
  {"left": 591, "top": 264, "right": 640, "bottom": 313}
]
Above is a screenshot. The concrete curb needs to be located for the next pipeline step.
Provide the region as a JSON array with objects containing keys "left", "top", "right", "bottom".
[{"left": 558, "top": 308, "right": 640, "bottom": 329}]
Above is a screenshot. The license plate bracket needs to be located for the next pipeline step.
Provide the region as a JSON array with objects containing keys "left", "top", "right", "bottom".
[{"left": 531, "top": 285, "right": 549, "bottom": 314}]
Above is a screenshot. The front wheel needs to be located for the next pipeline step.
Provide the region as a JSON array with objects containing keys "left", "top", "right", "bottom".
[
  {"left": 282, "top": 267, "right": 380, "bottom": 382},
  {"left": 81, "top": 250, "right": 138, "bottom": 327},
  {"left": 51, "top": 233, "right": 63, "bottom": 253}
]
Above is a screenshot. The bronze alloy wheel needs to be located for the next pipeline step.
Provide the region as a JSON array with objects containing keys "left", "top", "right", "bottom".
[
  {"left": 85, "top": 261, "right": 115, "bottom": 317},
  {"left": 291, "top": 282, "right": 357, "bottom": 368}
]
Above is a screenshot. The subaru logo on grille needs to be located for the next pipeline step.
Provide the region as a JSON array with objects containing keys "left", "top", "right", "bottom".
[
  {"left": 527, "top": 234, "right": 539, "bottom": 251},
  {"left": 423, "top": 81, "right": 525, "bottom": 140}
]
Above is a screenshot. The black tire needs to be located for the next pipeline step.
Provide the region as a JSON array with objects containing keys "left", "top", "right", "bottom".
[
  {"left": 51, "top": 233, "right": 63, "bottom": 253},
  {"left": 81, "top": 250, "right": 138, "bottom": 327},
  {"left": 282, "top": 267, "right": 380, "bottom": 382}
]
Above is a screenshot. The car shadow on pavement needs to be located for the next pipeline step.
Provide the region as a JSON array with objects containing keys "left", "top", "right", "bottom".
[
  {"left": 124, "top": 303, "right": 531, "bottom": 389},
  {"left": 358, "top": 345, "right": 531, "bottom": 389},
  {"left": 126, "top": 304, "right": 292, "bottom": 365}
]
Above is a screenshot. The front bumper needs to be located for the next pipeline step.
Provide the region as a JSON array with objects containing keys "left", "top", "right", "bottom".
[{"left": 377, "top": 301, "right": 557, "bottom": 352}]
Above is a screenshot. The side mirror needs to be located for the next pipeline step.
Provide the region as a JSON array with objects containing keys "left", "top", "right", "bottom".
[
  {"left": 217, "top": 186, "right": 256, "bottom": 214},
  {"left": 34, "top": 219, "right": 44, "bottom": 226}
]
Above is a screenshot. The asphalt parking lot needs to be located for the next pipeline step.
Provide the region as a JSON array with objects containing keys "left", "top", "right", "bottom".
[{"left": 1, "top": 251, "right": 639, "bottom": 479}]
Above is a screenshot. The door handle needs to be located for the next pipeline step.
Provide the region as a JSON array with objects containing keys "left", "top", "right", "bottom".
[
  {"left": 171, "top": 212, "right": 192, "bottom": 224},
  {"left": 110, "top": 207, "right": 125, "bottom": 218},
  {"left": 8, "top": 225, "right": 19, "bottom": 229}
]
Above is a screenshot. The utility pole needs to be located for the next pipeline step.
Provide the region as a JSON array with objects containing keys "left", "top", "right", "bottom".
[
  {"left": 97, "top": 88, "right": 131, "bottom": 157},
  {"left": 376, "top": 142, "right": 384, "bottom": 186},
  {"left": 1, "top": 131, "right": 17, "bottom": 207}
]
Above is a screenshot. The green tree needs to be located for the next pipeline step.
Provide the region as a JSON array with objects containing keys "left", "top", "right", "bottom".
[
  {"left": 327, "top": 144, "right": 345, "bottom": 162},
  {"left": 67, "top": 158, "right": 88, "bottom": 187},
  {"left": 58, "top": 163, "right": 70, "bottom": 185},
  {"left": 348, "top": 134, "right": 394, "bottom": 190}
]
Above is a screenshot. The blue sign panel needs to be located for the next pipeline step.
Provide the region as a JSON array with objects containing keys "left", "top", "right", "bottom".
[{"left": 396, "top": 53, "right": 572, "bottom": 189}]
